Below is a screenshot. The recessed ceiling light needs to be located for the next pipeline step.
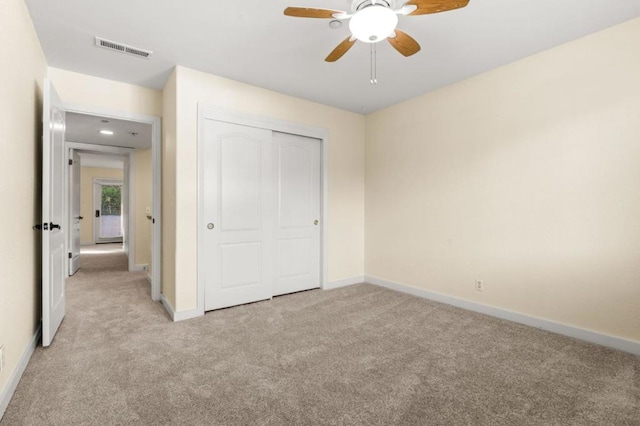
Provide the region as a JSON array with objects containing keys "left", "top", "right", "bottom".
[{"left": 99, "top": 130, "right": 114, "bottom": 135}]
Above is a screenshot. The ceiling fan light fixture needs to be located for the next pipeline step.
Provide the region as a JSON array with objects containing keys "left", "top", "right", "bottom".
[{"left": 349, "top": 5, "right": 398, "bottom": 43}]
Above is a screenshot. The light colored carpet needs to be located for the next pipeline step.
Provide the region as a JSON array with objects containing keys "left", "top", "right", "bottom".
[{"left": 2, "top": 246, "right": 639, "bottom": 425}]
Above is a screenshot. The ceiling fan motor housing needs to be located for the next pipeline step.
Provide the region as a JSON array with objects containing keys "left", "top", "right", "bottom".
[{"left": 351, "top": 0, "right": 397, "bottom": 12}]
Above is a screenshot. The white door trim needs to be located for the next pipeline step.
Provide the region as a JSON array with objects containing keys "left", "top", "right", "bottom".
[
  {"left": 196, "top": 104, "right": 329, "bottom": 318},
  {"left": 62, "top": 103, "right": 162, "bottom": 303},
  {"left": 67, "top": 149, "right": 81, "bottom": 275}
]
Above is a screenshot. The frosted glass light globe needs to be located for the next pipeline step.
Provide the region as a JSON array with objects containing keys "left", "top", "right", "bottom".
[{"left": 349, "top": 5, "right": 398, "bottom": 43}]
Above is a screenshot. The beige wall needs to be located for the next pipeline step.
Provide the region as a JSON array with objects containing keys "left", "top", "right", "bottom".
[
  {"left": 365, "top": 18, "right": 640, "bottom": 342},
  {"left": 162, "top": 70, "right": 177, "bottom": 307},
  {"left": 48, "top": 67, "right": 162, "bottom": 117},
  {"left": 80, "top": 167, "right": 124, "bottom": 244},
  {"left": 0, "top": 0, "right": 47, "bottom": 403},
  {"left": 134, "top": 149, "right": 152, "bottom": 267},
  {"left": 167, "top": 66, "right": 365, "bottom": 312}
]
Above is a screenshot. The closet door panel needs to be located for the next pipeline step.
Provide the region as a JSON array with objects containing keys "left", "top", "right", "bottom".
[
  {"left": 273, "top": 132, "right": 321, "bottom": 296},
  {"left": 202, "top": 121, "right": 274, "bottom": 311}
]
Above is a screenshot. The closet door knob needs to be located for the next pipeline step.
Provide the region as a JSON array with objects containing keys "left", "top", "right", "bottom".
[
  {"left": 313, "top": 220, "right": 319, "bottom": 225},
  {"left": 207, "top": 223, "right": 215, "bottom": 230}
]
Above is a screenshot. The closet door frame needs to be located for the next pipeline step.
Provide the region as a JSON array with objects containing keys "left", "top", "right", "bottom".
[{"left": 197, "top": 105, "right": 329, "bottom": 315}]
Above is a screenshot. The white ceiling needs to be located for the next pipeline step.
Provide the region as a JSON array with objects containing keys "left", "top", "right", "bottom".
[
  {"left": 66, "top": 112, "right": 152, "bottom": 149},
  {"left": 26, "top": 0, "right": 640, "bottom": 113}
]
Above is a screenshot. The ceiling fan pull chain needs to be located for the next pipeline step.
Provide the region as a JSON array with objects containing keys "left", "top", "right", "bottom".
[
  {"left": 374, "top": 42, "right": 378, "bottom": 84},
  {"left": 369, "top": 43, "right": 373, "bottom": 84},
  {"left": 370, "top": 43, "right": 378, "bottom": 85}
]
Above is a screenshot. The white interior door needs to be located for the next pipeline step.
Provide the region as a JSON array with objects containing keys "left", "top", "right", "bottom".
[
  {"left": 69, "top": 150, "right": 81, "bottom": 275},
  {"left": 272, "top": 132, "right": 321, "bottom": 296},
  {"left": 203, "top": 121, "right": 275, "bottom": 311},
  {"left": 42, "top": 78, "right": 66, "bottom": 347}
]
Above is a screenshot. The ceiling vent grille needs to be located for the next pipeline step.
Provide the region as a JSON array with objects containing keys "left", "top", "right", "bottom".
[{"left": 94, "top": 37, "right": 152, "bottom": 59}]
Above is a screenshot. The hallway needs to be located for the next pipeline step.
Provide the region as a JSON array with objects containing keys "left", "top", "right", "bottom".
[
  {"left": 65, "top": 244, "right": 162, "bottom": 322},
  {"left": 2, "top": 244, "right": 169, "bottom": 424}
]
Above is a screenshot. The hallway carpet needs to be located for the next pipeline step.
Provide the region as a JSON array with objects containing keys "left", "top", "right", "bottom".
[{"left": 2, "top": 247, "right": 639, "bottom": 425}]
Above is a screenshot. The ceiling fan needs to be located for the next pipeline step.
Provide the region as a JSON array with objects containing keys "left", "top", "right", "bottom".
[{"left": 284, "top": 0, "right": 470, "bottom": 62}]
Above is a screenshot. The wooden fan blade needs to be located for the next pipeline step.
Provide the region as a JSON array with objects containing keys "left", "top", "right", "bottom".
[
  {"left": 406, "top": 0, "right": 470, "bottom": 15},
  {"left": 324, "top": 36, "right": 356, "bottom": 62},
  {"left": 325, "top": 37, "right": 356, "bottom": 62},
  {"left": 284, "top": 7, "right": 342, "bottom": 18},
  {"left": 388, "top": 30, "right": 421, "bottom": 57}
]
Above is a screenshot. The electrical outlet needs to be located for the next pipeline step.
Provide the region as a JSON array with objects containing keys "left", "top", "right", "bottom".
[
  {"left": 475, "top": 279, "right": 484, "bottom": 292},
  {"left": 0, "top": 345, "right": 4, "bottom": 372}
]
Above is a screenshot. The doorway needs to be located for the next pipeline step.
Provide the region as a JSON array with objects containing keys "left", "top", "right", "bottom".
[
  {"left": 63, "top": 108, "right": 162, "bottom": 302},
  {"left": 41, "top": 79, "right": 162, "bottom": 347},
  {"left": 68, "top": 151, "right": 128, "bottom": 275},
  {"left": 68, "top": 148, "right": 129, "bottom": 276},
  {"left": 94, "top": 178, "right": 124, "bottom": 244}
]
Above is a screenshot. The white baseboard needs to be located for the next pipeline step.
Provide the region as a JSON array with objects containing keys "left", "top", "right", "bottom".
[
  {"left": 160, "top": 294, "right": 203, "bottom": 322},
  {"left": 0, "top": 324, "right": 41, "bottom": 421},
  {"left": 366, "top": 275, "right": 640, "bottom": 356},
  {"left": 145, "top": 273, "right": 152, "bottom": 284},
  {"left": 174, "top": 308, "right": 204, "bottom": 322},
  {"left": 131, "top": 264, "right": 148, "bottom": 272},
  {"left": 160, "top": 294, "right": 175, "bottom": 321},
  {"left": 324, "top": 276, "right": 365, "bottom": 290}
]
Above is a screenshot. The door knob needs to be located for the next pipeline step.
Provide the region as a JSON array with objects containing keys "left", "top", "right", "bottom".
[
  {"left": 50, "top": 223, "right": 61, "bottom": 230},
  {"left": 314, "top": 220, "right": 319, "bottom": 225},
  {"left": 207, "top": 223, "right": 215, "bottom": 230}
]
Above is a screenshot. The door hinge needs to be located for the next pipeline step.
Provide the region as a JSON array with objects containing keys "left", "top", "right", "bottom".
[
  {"left": 69, "top": 159, "right": 73, "bottom": 165},
  {"left": 68, "top": 252, "right": 72, "bottom": 259}
]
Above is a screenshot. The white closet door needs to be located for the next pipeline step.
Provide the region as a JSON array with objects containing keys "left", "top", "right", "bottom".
[
  {"left": 202, "top": 121, "right": 274, "bottom": 311},
  {"left": 272, "top": 132, "right": 321, "bottom": 296}
]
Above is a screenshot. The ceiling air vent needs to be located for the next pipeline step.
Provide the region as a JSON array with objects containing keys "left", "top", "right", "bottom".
[{"left": 94, "top": 37, "right": 152, "bottom": 59}]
